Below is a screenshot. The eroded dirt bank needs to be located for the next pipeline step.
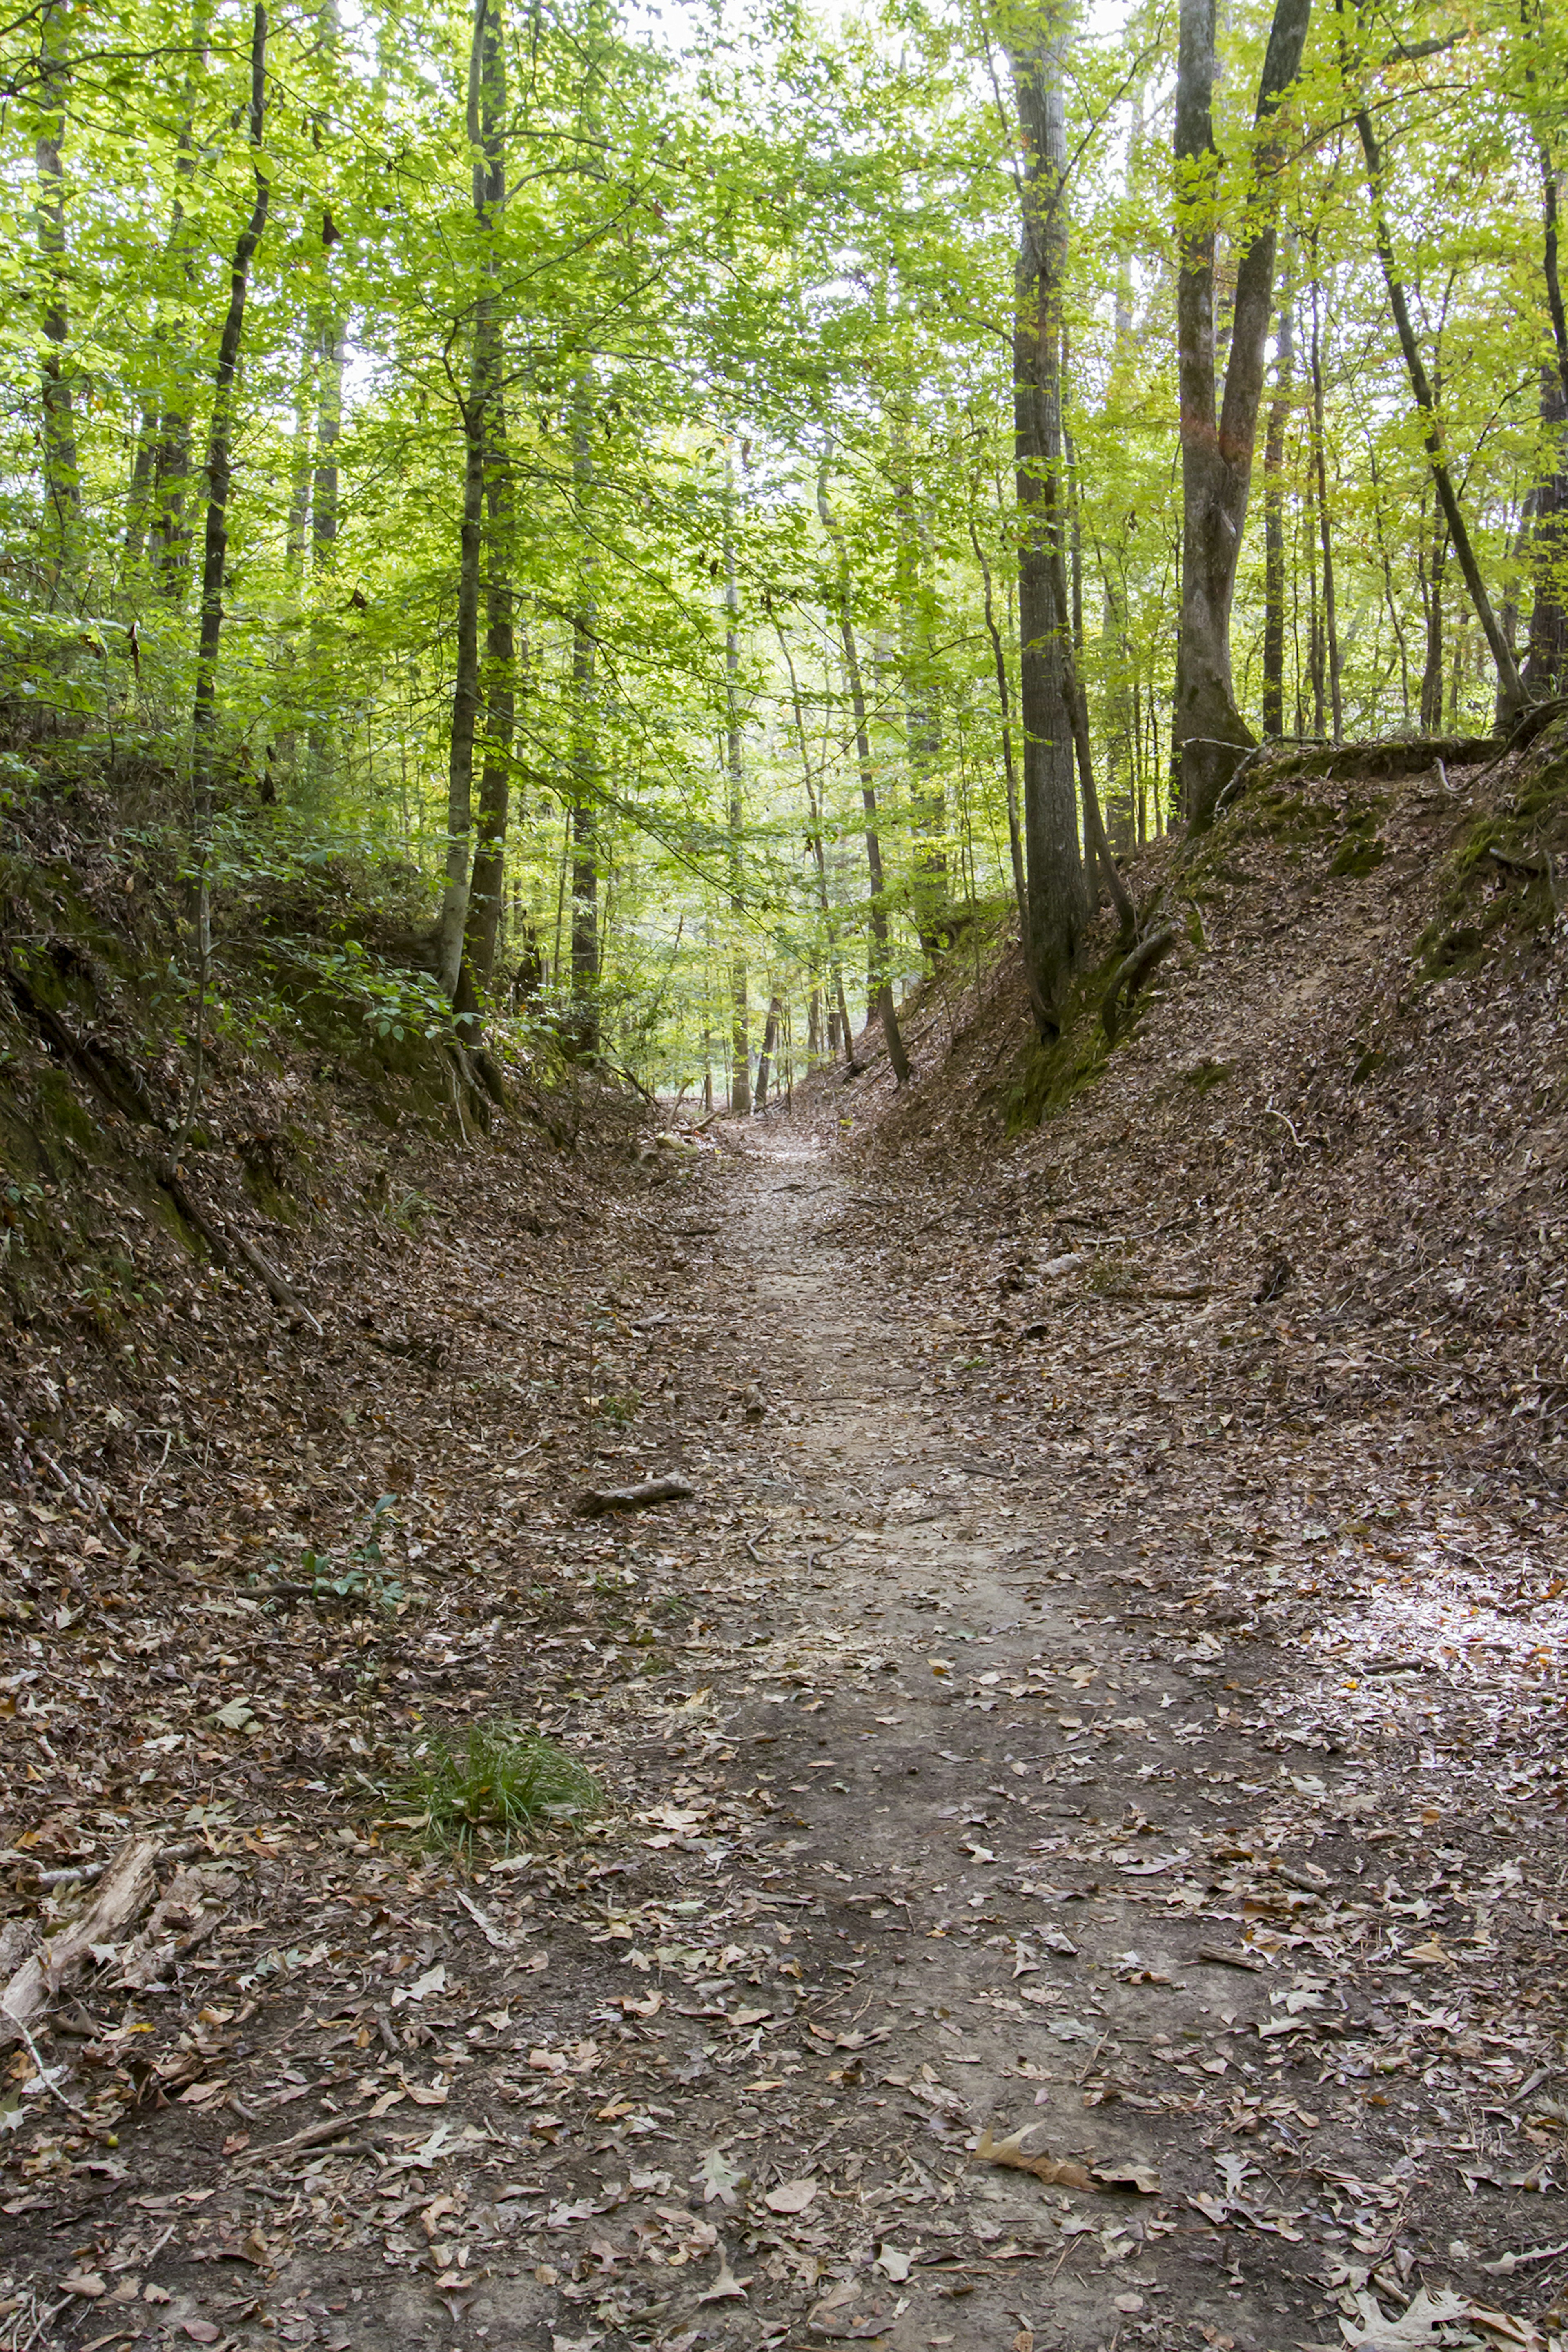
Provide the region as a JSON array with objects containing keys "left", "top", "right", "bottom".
[{"left": 2, "top": 1108, "right": 1565, "bottom": 2352}]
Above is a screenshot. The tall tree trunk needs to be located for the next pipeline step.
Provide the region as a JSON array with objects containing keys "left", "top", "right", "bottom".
[
  {"left": 33, "top": 0, "right": 78, "bottom": 588},
  {"left": 754, "top": 995, "right": 782, "bottom": 1111},
  {"left": 311, "top": 312, "right": 345, "bottom": 572},
  {"left": 1419, "top": 516, "right": 1448, "bottom": 732},
  {"left": 285, "top": 315, "right": 315, "bottom": 576},
  {"left": 1174, "top": 0, "right": 1313, "bottom": 828},
  {"left": 459, "top": 2, "right": 513, "bottom": 1005},
  {"left": 1525, "top": 364, "right": 1568, "bottom": 697},
  {"left": 969, "top": 515, "right": 1033, "bottom": 974},
  {"left": 1004, "top": 10, "right": 1090, "bottom": 1031},
  {"left": 125, "top": 400, "right": 160, "bottom": 570},
  {"left": 463, "top": 401, "right": 516, "bottom": 996},
  {"left": 724, "top": 455, "right": 750, "bottom": 1111},
  {"left": 1308, "top": 271, "right": 1343, "bottom": 740},
  {"left": 436, "top": 0, "right": 504, "bottom": 1000},
  {"left": 190, "top": 4, "right": 270, "bottom": 826},
  {"left": 817, "top": 464, "right": 912, "bottom": 1087},
  {"left": 144, "top": 0, "right": 216, "bottom": 601},
  {"left": 568, "top": 399, "right": 599, "bottom": 1051},
  {"left": 774, "top": 616, "right": 855, "bottom": 1068},
  {"left": 1340, "top": 5, "right": 1524, "bottom": 726},
  {"left": 1262, "top": 261, "right": 1296, "bottom": 738},
  {"left": 892, "top": 420, "right": 947, "bottom": 961}
]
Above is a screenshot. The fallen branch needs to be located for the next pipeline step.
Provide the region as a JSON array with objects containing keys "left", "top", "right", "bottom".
[
  {"left": 154, "top": 1163, "right": 323, "bottom": 1336},
  {"left": 236, "top": 2111, "right": 363, "bottom": 2167},
  {"left": 0, "top": 1835, "right": 161, "bottom": 2046},
  {"left": 573, "top": 1473, "right": 695, "bottom": 1517},
  {"left": 1102, "top": 927, "right": 1179, "bottom": 1042},
  {"left": 1194, "top": 1942, "right": 1266, "bottom": 1973},
  {"left": 11, "top": 2011, "right": 93, "bottom": 2125}
]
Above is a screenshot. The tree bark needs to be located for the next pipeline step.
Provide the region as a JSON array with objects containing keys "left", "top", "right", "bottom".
[
  {"left": 970, "top": 516, "right": 1031, "bottom": 967},
  {"left": 141, "top": 0, "right": 217, "bottom": 601},
  {"left": 189, "top": 3, "right": 270, "bottom": 831},
  {"left": 436, "top": 0, "right": 504, "bottom": 1001},
  {"left": 1261, "top": 262, "right": 1296, "bottom": 737},
  {"left": 774, "top": 616, "right": 855, "bottom": 1068},
  {"left": 1525, "top": 363, "right": 1568, "bottom": 697},
  {"left": 1341, "top": 9, "right": 1524, "bottom": 725},
  {"left": 1308, "top": 272, "right": 1343, "bottom": 740},
  {"left": 1418, "top": 508, "right": 1448, "bottom": 733},
  {"left": 892, "top": 422, "right": 948, "bottom": 960},
  {"left": 285, "top": 316, "right": 315, "bottom": 577},
  {"left": 459, "top": 1, "right": 513, "bottom": 1003},
  {"left": 724, "top": 456, "right": 750, "bottom": 1111},
  {"left": 817, "top": 463, "right": 912, "bottom": 1086},
  {"left": 754, "top": 995, "right": 782, "bottom": 1110},
  {"left": 33, "top": 0, "right": 78, "bottom": 587},
  {"left": 311, "top": 313, "right": 345, "bottom": 569},
  {"left": 463, "top": 401, "right": 516, "bottom": 995},
  {"left": 1004, "top": 9, "right": 1090, "bottom": 1032},
  {"left": 1174, "top": 0, "right": 1314, "bottom": 829}
]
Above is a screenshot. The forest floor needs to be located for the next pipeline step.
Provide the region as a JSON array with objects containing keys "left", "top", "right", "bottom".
[{"left": 2, "top": 739, "right": 1568, "bottom": 2352}]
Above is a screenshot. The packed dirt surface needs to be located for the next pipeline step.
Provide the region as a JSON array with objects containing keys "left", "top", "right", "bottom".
[{"left": 4, "top": 1094, "right": 1568, "bottom": 2352}]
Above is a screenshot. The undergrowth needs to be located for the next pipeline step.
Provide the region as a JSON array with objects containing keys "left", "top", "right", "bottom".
[{"left": 397, "top": 1720, "right": 600, "bottom": 1853}]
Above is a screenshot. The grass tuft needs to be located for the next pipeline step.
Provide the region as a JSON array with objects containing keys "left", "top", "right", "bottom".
[{"left": 397, "top": 1719, "right": 599, "bottom": 1852}]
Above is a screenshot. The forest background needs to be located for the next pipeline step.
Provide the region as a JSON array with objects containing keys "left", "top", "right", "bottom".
[{"left": 1, "top": 0, "right": 1562, "bottom": 1106}]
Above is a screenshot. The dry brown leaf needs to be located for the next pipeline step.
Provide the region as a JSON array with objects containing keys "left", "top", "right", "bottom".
[{"left": 973, "top": 2125, "right": 1094, "bottom": 2191}]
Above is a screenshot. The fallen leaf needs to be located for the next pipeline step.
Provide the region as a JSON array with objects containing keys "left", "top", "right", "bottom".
[
  {"left": 61, "top": 2272, "right": 107, "bottom": 2298},
  {"left": 974, "top": 2125, "right": 1094, "bottom": 2192},
  {"left": 181, "top": 2325, "right": 223, "bottom": 2345},
  {"left": 1094, "top": 2161, "right": 1161, "bottom": 2195},
  {"left": 697, "top": 2248, "right": 751, "bottom": 2304},
  {"left": 1340, "top": 2287, "right": 1469, "bottom": 2348},
  {"left": 765, "top": 2176, "right": 818, "bottom": 2215},
  {"left": 699, "top": 2147, "right": 743, "bottom": 2207}
]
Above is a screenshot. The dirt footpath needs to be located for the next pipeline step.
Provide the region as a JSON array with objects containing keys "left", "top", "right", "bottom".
[{"left": 4, "top": 1123, "right": 1565, "bottom": 2352}]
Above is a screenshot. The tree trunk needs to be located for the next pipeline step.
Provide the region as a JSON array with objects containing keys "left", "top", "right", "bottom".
[
  {"left": 460, "top": 2, "right": 513, "bottom": 1003},
  {"left": 817, "top": 464, "right": 912, "bottom": 1086},
  {"left": 1525, "top": 364, "right": 1568, "bottom": 696},
  {"left": 1419, "top": 516, "right": 1448, "bottom": 733},
  {"left": 311, "top": 313, "right": 345, "bottom": 570},
  {"left": 285, "top": 316, "right": 315, "bottom": 576},
  {"left": 754, "top": 995, "right": 782, "bottom": 1110},
  {"left": 1308, "top": 272, "right": 1343, "bottom": 740},
  {"left": 463, "top": 396, "right": 516, "bottom": 996},
  {"left": 1262, "top": 263, "right": 1296, "bottom": 738},
  {"left": 33, "top": 0, "right": 78, "bottom": 587},
  {"left": 724, "top": 457, "right": 750, "bottom": 1111},
  {"left": 1174, "top": 0, "right": 1313, "bottom": 828},
  {"left": 1343, "top": 34, "right": 1524, "bottom": 725},
  {"left": 142, "top": 1, "right": 217, "bottom": 601},
  {"left": 1004, "top": 11, "right": 1090, "bottom": 1032},
  {"left": 970, "top": 515, "right": 1032, "bottom": 969},
  {"left": 774, "top": 616, "right": 855, "bottom": 1068},
  {"left": 436, "top": 0, "right": 505, "bottom": 1001},
  {"left": 190, "top": 4, "right": 269, "bottom": 825},
  {"left": 893, "top": 423, "right": 947, "bottom": 960}
]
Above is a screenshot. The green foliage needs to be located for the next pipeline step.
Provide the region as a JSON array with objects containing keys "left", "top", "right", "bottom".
[
  {"left": 0, "top": 0, "right": 1557, "bottom": 1091},
  {"left": 254, "top": 1496, "right": 404, "bottom": 1610},
  {"left": 398, "top": 1722, "right": 600, "bottom": 1853}
]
